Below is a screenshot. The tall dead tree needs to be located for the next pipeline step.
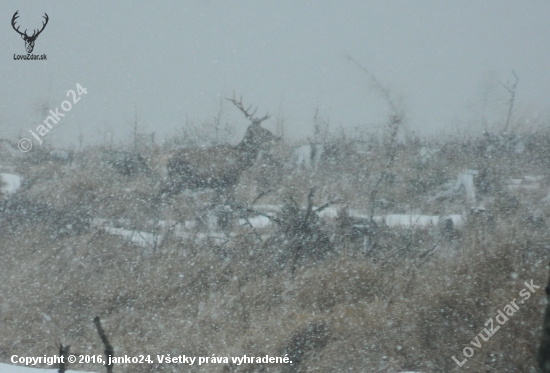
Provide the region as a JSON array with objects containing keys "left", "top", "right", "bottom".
[
  {"left": 501, "top": 70, "right": 519, "bottom": 134},
  {"left": 346, "top": 56, "right": 403, "bottom": 250}
]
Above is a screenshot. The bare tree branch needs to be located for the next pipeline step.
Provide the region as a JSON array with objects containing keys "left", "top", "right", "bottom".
[
  {"left": 501, "top": 70, "right": 519, "bottom": 134},
  {"left": 346, "top": 56, "right": 403, "bottom": 250},
  {"left": 345, "top": 55, "right": 398, "bottom": 113}
]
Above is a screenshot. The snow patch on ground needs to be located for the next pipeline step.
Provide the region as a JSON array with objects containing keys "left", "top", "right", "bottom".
[
  {"left": 0, "top": 173, "right": 22, "bottom": 196},
  {"left": 103, "top": 227, "right": 163, "bottom": 248},
  {"left": 419, "top": 146, "right": 440, "bottom": 163},
  {"left": 507, "top": 175, "right": 544, "bottom": 192},
  {"left": 93, "top": 219, "right": 232, "bottom": 247},
  {"left": 431, "top": 169, "right": 477, "bottom": 205},
  {"left": 93, "top": 206, "right": 466, "bottom": 246},
  {"left": 253, "top": 204, "right": 281, "bottom": 213},
  {"left": 317, "top": 208, "right": 464, "bottom": 228},
  {"left": 239, "top": 215, "right": 271, "bottom": 228},
  {"left": 375, "top": 214, "right": 464, "bottom": 228},
  {"left": 0, "top": 363, "right": 95, "bottom": 373}
]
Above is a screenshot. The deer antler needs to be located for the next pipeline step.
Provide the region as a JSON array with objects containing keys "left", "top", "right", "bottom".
[
  {"left": 11, "top": 11, "right": 26, "bottom": 37},
  {"left": 226, "top": 93, "right": 270, "bottom": 124},
  {"left": 30, "top": 13, "right": 49, "bottom": 39},
  {"left": 11, "top": 11, "right": 48, "bottom": 40}
]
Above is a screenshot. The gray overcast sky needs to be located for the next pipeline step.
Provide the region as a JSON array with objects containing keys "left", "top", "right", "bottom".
[{"left": 1, "top": 1, "right": 549, "bottom": 148}]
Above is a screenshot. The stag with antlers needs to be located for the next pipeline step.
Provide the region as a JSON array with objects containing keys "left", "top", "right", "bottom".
[
  {"left": 160, "top": 95, "right": 278, "bottom": 196},
  {"left": 12, "top": 11, "right": 49, "bottom": 53}
]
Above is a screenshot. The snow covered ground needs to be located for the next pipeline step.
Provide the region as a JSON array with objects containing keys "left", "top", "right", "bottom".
[
  {"left": 0, "top": 173, "right": 22, "bottom": 197},
  {"left": 239, "top": 215, "right": 271, "bottom": 228},
  {"left": 430, "top": 169, "right": 478, "bottom": 205},
  {"left": 0, "top": 362, "right": 421, "bottom": 373},
  {"left": 92, "top": 219, "right": 233, "bottom": 248},
  {"left": 103, "top": 227, "right": 164, "bottom": 248},
  {"left": 92, "top": 206, "right": 465, "bottom": 249},
  {"left": 318, "top": 207, "right": 464, "bottom": 228},
  {"left": 507, "top": 175, "right": 544, "bottom": 192}
]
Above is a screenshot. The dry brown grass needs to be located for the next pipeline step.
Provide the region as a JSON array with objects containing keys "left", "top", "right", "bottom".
[
  {"left": 1, "top": 128, "right": 550, "bottom": 372},
  {"left": 1, "top": 219, "right": 548, "bottom": 372}
]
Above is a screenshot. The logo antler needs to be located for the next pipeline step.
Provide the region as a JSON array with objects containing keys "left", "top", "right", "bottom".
[{"left": 12, "top": 11, "right": 49, "bottom": 53}]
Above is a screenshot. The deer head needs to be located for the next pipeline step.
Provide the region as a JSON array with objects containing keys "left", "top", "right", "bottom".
[
  {"left": 12, "top": 11, "right": 49, "bottom": 53},
  {"left": 227, "top": 94, "right": 280, "bottom": 162}
]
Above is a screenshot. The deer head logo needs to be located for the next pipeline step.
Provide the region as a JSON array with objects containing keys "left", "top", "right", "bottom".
[{"left": 11, "top": 11, "right": 49, "bottom": 53}]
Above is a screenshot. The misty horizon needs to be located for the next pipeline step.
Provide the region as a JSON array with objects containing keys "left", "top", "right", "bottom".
[{"left": 1, "top": 1, "right": 549, "bottom": 149}]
